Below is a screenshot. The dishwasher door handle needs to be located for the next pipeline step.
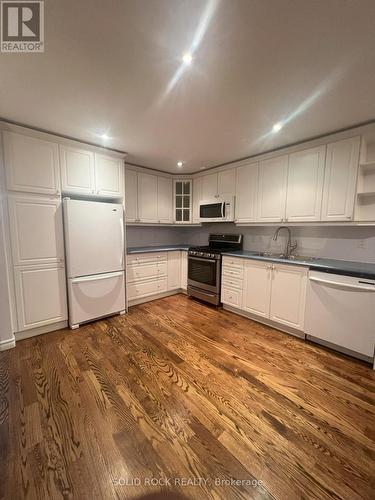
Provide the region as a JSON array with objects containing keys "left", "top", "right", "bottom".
[{"left": 309, "top": 276, "right": 375, "bottom": 291}]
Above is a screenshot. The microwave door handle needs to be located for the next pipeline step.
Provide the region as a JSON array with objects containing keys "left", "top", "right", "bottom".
[{"left": 221, "top": 202, "right": 225, "bottom": 219}]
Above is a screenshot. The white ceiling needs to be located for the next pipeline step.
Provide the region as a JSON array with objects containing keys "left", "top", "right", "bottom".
[{"left": 1, "top": 0, "right": 374, "bottom": 173}]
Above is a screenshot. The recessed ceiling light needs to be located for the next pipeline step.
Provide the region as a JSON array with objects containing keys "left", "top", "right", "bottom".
[
  {"left": 177, "top": 161, "right": 183, "bottom": 167},
  {"left": 182, "top": 53, "right": 193, "bottom": 65},
  {"left": 101, "top": 133, "right": 110, "bottom": 140},
  {"left": 272, "top": 122, "right": 283, "bottom": 133}
]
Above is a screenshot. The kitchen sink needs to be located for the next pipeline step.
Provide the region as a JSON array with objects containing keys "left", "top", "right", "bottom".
[{"left": 254, "top": 251, "right": 316, "bottom": 262}]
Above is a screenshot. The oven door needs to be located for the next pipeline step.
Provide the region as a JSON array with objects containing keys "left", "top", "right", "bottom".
[
  {"left": 199, "top": 201, "right": 225, "bottom": 221},
  {"left": 188, "top": 256, "right": 220, "bottom": 293}
]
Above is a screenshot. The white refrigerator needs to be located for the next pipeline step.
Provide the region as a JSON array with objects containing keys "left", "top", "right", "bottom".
[{"left": 63, "top": 199, "right": 126, "bottom": 329}]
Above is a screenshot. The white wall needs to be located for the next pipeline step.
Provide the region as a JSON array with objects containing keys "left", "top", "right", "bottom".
[
  {"left": 127, "top": 223, "right": 375, "bottom": 263},
  {"left": 185, "top": 224, "right": 375, "bottom": 263},
  {"left": 126, "top": 226, "right": 190, "bottom": 248}
]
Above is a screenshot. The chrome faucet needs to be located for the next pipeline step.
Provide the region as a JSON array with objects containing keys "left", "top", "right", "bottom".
[{"left": 273, "top": 226, "right": 297, "bottom": 258}]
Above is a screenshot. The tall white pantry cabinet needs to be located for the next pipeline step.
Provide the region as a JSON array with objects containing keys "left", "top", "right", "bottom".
[{"left": 1, "top": 128, "right": 125, "bottom": 341}]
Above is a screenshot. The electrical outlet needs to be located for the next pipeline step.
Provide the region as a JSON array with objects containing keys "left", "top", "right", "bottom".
[{"left": 357, "top": 239, "right": 367, "bottom": 249}]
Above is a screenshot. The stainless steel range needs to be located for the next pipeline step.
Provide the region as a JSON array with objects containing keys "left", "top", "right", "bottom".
[{"left": 187, "top": 234, "right": 243, "bottom": 305}]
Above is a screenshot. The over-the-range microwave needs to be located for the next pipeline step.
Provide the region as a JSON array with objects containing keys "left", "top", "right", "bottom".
[{"left": 199, "top": 196, "right": 235, "bottom": 222}]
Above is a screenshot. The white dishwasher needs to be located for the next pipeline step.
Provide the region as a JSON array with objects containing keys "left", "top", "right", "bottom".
[{"left": 305, "top": 270, "right": 375, "bottom": 363}]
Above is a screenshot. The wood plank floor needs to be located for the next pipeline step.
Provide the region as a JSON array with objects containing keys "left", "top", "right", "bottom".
[{"left": 1, "top": 294, "right": 374, "bottom": 500}]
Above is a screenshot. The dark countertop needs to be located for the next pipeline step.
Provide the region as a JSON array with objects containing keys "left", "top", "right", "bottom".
[
  {"left": 222, "top": 250, "right": 375, "bottom": 280},
  {"left": 127, "top": 245, "right": 190, "bottom": 254}
]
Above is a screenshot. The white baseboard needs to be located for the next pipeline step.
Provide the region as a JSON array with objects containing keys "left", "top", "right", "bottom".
[
  {"left": 0, "top": 337, "right": 16, "bottom": 351},
  {"left": 15, "top": 320, "right": 68, "bottom": 341},
  {"left": 128, "top": 289, "right": 185, "bottom": 307},
  {"left": 223, "top": 305, "right": 305, "bottom": 339}
]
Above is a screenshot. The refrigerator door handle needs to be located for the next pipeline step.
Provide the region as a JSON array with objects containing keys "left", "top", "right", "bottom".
[
  {"left": 120, "top": 217, "right": 124, "bottom": 268},
  {"left": 72, "top": 271, "right": 124, "bottom": 284}
]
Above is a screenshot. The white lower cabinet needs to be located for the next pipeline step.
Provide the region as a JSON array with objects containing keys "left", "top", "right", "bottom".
[
  {"left": 222, "top": 257, "right": 308, "bottom": 333},
  {"left": 269, "top": 264, "right": 308, "bottom": 330},
  {"left": 14, "top": 264, "right": 68, "bottom": 331},
  {"left": 180, "top": 251, "right": 188, "bottom": 290},
  {"left": 167, "top": 251, "right": 181, "bottom": 290},
  {"left": 127, "top": 250, "right": 187, "bottom": 302},
  {"left": 242, "top": 260, "right": 271, "bottom": 318}
]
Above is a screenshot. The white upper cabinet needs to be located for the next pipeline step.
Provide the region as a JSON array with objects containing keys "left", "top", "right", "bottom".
[
  {"left": 125, "top": 169, "right": 138, "bottom": 222},
  {"left": 201, "top": 173, "right": 218, "bottom": 199},
  {"left": 269, "top": 264, "right": 307, "bottom": 330},
  {"left": 218, "top": 169, "right": 236, "bottom": 197},
  {"left": 322, "top": 137, "right": 360, "bottom": 221},
  {"left": 235, "top": 162, "right": 258, "bottom": 222},
  {"left": 8, "top": 195, "right": 64, "bottom": 266},
  {"left": 60, "top": 145, "right": 95, "bottom": 195},
  {"left": 138, "top": 172, "right": 158, "bottom": 223},
  {"left": 192, "top": 177, "right": 202, "bottom": 223},
  {"left": 157, "top": 176, "right": 173, "bottom": 223},
  {"left": 95, "top": 154, "right": 123, "bottom": 198},
  {"left": 4, "top": 131, "right": 60, "bottom": 195},
  {"left": 200, "top": 169, "right": 236, "bottom": 200},
  {"left": 174, "top": 180, "right": 192, "bottom": 223},
  {"left": 257, "top": 155, "right": 288, "bottom": 222},
  {"left": 242, "top": 260, "right": 271, "bottom": 318},
  {"left": 286, "top": 146, "right": 326, "bottom": 222}
]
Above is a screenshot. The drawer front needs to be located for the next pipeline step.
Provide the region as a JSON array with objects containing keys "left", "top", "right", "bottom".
[
  {"left": 127, "top": 252, "right": 167, "bottom": 266},
  {"left": 222, "top": 256, "right": 244, "bottom": 269},
  {"left": 221, "top": 287, "right": 242, "bottom": 308},
  {"left": 127, "top": 262, "right": 167, "bottom": 282},
  {"left": 221, "top": 275, "right": 243, "bottom": 290},
  {"left": 128, "top": 277, "right": 167, "bottom": 300},
  {"left": 222, "top": 266, "right": 244, "bottom": 279}
]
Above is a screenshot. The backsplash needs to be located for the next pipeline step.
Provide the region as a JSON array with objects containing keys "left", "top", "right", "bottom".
[
  {"left": 126, "top": 226, "right": 189, "bottom": 247},
  {"left": 127, "top": 224, "right": 375, "bottom": 263}
]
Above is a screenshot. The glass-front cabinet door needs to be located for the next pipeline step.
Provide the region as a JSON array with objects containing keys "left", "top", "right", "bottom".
[{"left": 174, "top": 179, "right": 192, "bottom": 223}]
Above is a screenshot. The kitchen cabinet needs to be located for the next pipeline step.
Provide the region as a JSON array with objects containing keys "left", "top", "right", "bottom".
[
  {"left": 14, "top": 264, "right": 67, "bottom": 331},
  {"left": 235, "top": 162, "right": 258, "bottom": 222},
  {"left": 174, "top": 180, "right": 192, "bottom": 223},
  {"left": 137, "top": 172, "right": 158, "bottom": 223},
  {"left": 192, "top": 177, "right": 202, "bottom": 223},
  {"left": 218, "top": 169, "right": 236, "bottom": 197},
  {"left": 180, "top": 251, "right": 188, "bottom": 290},
  {"left": 167, "top": 251, "right": 181, "bottom": 290},
  {"left": 95, "top": 154, "right": 124, "bottom": 198},
  {"left": 221, "top": 257, "right": 244, "bottom": 309},
  {"left": 8, "top": 195, "right": 64, "bottom": 266},
  {"left": 60, "top": 145, "right": 95, "bottom": 195},
  {"left": 61, "top": 146, "right": 123, "bottom": 198},
  {"left": 201, "top": 169, "right": 236, "bottom": 200},
  {"left": 242, "top": 260, "right": 271, "bottom": 317},
  {"left": 125, "top": 170, "right": 175, "bottom": 224},
  {"left": 125, "top": 169, "right": 138, "bottom": 222},
  {"left": 127, "top": 250, "right": 186, "bottom": 303},
  {"left": 322, "top": 137, "right": 360, "bottom": 221},
  {"left": 157, "top": 176, "right": 173, "bottom": 223},
  {"left": 3, "top": 131, "right": 60, "bottom": 195},
  {"left": 201, "top": 173, "right": 218, "bottom": 199},
  {"left": 257, "top": 155, "right": 288, "bottom": 222},
  {"left": 269, "top": 263, "right": 307, "bottom": 330},
  {"left": 222, "top": 257, "right": 308, "bottom": 333},
  {"left": 286, "top": 146, "right": 326, "bottom": 222}
]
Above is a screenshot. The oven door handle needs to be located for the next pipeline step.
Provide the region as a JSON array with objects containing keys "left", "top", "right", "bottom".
[{"left": 189, "top": 256, "right": 217, "bottom": 264}]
